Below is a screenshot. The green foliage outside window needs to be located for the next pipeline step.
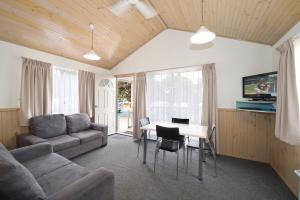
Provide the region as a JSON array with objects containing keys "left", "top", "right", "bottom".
[{"left": 117, "top": 81, "right": 131, "bottom": 101}]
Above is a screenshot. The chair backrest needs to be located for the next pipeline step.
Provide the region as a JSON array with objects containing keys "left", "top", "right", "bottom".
[
  {"left": 171, "top": 118, "right": 189, "bottom": 124},
  {"left": 139, "top": 117, "right": 150, "bottom": 127},
  {"left": 208, "top": 125, "right": 216, "bottom": 142},
  {"left": 156, "top": 125, "right": 180, "bottom": 141}
]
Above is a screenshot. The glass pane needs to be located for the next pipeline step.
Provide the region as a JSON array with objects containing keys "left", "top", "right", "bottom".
[
  {"left": 52, "top": 67, "right": 79, "bottom": 115},
  {"left": 146, "top": 69, "right": 202, "bottom": 124}
]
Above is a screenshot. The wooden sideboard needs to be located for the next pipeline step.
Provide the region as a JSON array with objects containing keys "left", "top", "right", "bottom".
[
  {"left": 218, "top": 108, "right": 274, "bottom": 163},
  {"left": 218, "top": 108, "right": 300, "bottom": 196}
]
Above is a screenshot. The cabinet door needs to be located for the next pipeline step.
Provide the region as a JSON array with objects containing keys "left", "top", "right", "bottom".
[
  {"left": 268, "top": 115, "right": 279, "bottom": 168},
  {"left": 218, "top": 110, "right": 235, "bottom": 156},
  {"left": 233, "top": 111, "right": 252, "bottom": 159},
  {"left": 218, "top": 109, "right": 273, "bottom": 163},
  {"left": 251, "top": 113, "right": 269, "bottom": 162}
]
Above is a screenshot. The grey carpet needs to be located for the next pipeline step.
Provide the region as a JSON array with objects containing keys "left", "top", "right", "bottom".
[{"left": 72, "top": 134, "right": 296, "bottom": 200}]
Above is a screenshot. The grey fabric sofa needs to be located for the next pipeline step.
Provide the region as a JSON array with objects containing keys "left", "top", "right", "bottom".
[
  {"left": 0, "top": 142, "right": 114, "bottom": 200},
  {"left": 18, "top": 113, "right": 108, "bottom": 159}
]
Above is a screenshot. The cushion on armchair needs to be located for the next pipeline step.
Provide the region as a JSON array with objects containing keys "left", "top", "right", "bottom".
[
  {"left": 90, "top": 123, "right": 108, "bottom": 133},
  {"left": 65, "top": 113, "right": 91, "bottom": 133},
  {"left": 70, "top": 130, "right": 102, "bottom": 144},
  {"left": 30, "top": 114, "right": 67, "bottom": 139},
  {"left": 18, "top": 134, "right": 47, "bottom": 147},
  {"left": 0, "top": 144, "right": 46, "bottom": 200},
  {"left": 47, "top": 135, "right": 80, "bottom": 152}
]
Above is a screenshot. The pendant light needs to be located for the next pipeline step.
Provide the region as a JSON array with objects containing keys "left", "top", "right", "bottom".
[
  {"left": 190, "top": 0, "right": 215, "bottom": 44},
  {"left": 83, "top": 24, "right": 101, "bottom": 61}
]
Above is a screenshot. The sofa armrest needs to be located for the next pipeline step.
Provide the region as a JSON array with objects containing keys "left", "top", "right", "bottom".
[
  {"left": 17, "top": 134, "right": 47, "bottom": 147},
  {"left": 47, "top": 168, "right": 114, "bottom": 200},
  {"left": 90, "top": 123, "right": 108, "bottom": 134},
  {"left": 10, "top": 142, "right": 53, "bottom": 163}
]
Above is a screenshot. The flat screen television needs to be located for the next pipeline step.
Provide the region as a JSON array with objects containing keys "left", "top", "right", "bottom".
[{"left": 243, "top": 71, "right": 277, "bottom": 100}]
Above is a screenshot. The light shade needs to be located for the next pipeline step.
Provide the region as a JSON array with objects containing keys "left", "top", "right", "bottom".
[
  {"left": 83, "top": 50, "right": 101, "bottom": 61},
  {"left": 190, "top": 26, "right": 216, "bottom": 44}
]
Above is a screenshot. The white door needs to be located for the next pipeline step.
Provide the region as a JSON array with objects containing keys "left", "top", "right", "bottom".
[{"left": 95, "top": 76, "right": 116, "bottom": 135}]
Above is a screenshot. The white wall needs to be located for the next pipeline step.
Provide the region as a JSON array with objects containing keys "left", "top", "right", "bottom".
[
  {"left": 272, "top": 20, "right": 300, "bottom": 70},
  {"left": 112, "top": 29, "right": 273, "bottom": 108},
  {"left": 0, "top": 40, "right": 110, "bottom": 108}
]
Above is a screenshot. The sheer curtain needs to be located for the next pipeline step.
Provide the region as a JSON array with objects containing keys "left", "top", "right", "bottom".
[
  {"left": 52, "top": 67, "right": 79, "bottom": 115},
  {"left": 146, "top": 68, "right": 203, "bottom": 124}
]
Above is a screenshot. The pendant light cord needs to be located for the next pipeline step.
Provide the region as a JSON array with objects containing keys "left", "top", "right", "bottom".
[
  {"left": 202, "top": 0, "right": 204, "bottom": 24},
  {"left": 91, "top": 29, "right": 94, "bottom": 50}
]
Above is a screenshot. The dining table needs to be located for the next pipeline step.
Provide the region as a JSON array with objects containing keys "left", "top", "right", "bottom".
[{"left": 140, "top": 122, "right": 208, "bottom": 180}]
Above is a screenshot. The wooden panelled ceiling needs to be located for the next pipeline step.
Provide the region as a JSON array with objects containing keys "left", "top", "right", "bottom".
[
  {"left": 0, "top": 0, "right": 300, "bottom": 69},
  {"left": 151, "top": 0, "right": 300, "bottom": 45},
  {"left": 0, "top": 0, "right": 166, "bottom": 69}
]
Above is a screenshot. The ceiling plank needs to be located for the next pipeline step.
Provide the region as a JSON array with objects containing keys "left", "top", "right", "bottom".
[
  {"left": 149, "top": 0, "right": 300, "bottom": 45},
  {"left": 0, "top": 0, "right": 165, "bottom": 69}
]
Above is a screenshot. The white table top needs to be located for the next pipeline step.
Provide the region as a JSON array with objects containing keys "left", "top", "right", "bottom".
[{"left": 141, "top": 122, "right": 208, "bottom": 138}]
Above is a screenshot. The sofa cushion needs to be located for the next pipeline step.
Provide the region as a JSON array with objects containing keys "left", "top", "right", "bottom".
[
  {"left": 70, "top": 130, "right": 102, "bottom": 144},
  {"left": 0, "top": 144, "right": 46, "bottom": 200},
  {"left": 65, "top": 113, "right": 91, "bottom": 133},
  {"left": 48, "top": 135, "right": 80, "bottom": 152},
  {"left": 37, "top": 163, "right": 90, "bottom": 196},
  {"left": 30, "top": 114, "right": 67, "bottom": 139},
  {"left": 23, "top": 153, "right": 72, "bottom": 178}
]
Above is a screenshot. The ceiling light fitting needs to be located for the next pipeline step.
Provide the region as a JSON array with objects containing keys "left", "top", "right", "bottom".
[
  {"left": 83, "top": 24, "right": 101, "bottom": 61},
  {"left": 190, "top": 0, "right": 215, "bottom": 44}
]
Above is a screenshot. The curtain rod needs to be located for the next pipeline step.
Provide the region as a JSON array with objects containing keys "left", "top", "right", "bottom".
[
  {"left": 114, "top": 63, "right": 214, "bottom": 78},
  {"left": 293, "top": 32, "right": 300, "bottom": 40},
  {"left": 276, "top": 32, "right": 300, "bottom": 48}
]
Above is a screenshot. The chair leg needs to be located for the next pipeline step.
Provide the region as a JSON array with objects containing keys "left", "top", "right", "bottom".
[
  {"left": 203, "top": 144, "right": 206, "bottom": 162},
  {"left": 186, "top": 148, "right": 189, "bottom": 173},
  {"left": 154, "top": 149, "right": 158, "bottom": 173},
  {"left": 176, "top": 150, "right": 179, "bottom": 179},
  {"left": 137, "top": 138, "right": 142, "bottom": 158},
  {"left": 190, "top": 149, "right": 192, "bottom": 163},
  {"left": 137, "top": 132, "right": 145, "bottom": 158},
  {"left": 202, "top": 147, "right": 206, "bottom": 163},
  {"left": 209, "top": 142, "right": 217, "bottom": 177},
  {"left": 163, "top": 150, "right": 166, "bottom": 161},
  {"left": 214, "top": 154, "right": 217, "bottom": 177},
  {"left": 183, "top": 147, "right": 185, "bottom": 167}
]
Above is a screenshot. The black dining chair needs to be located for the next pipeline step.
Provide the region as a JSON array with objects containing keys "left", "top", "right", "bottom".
[
  {"left": 186, "top": 125, "right": 217, "bottom": 176},
  {"left": 171, "top": 118, "right": 189, "bottom": 164},
  {"left": 137, "top": 117, "right": 151, "bottom": 158},
  {"left": 172, "top": 118, "right": 189, "bottom": 124},
  {"left": 154, "top": 125, "right": 185, "bottom": 179}
]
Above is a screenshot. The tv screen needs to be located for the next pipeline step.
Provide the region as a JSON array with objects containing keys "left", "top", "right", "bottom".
[{"left": 243, "top": 72, "right": 277, "bottom": 99}]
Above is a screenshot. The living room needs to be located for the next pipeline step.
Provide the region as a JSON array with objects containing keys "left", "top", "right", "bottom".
[{"left": 1, "top": 0, "right": 300, "bottom": 200}]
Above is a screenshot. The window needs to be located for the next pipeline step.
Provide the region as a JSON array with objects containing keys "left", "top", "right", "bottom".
[
  {"left": 52, "top": 67, "right": 79, "bottom": 115},
  {"left": 146, "top": 68, "right": 203, "bottom": 124}
]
